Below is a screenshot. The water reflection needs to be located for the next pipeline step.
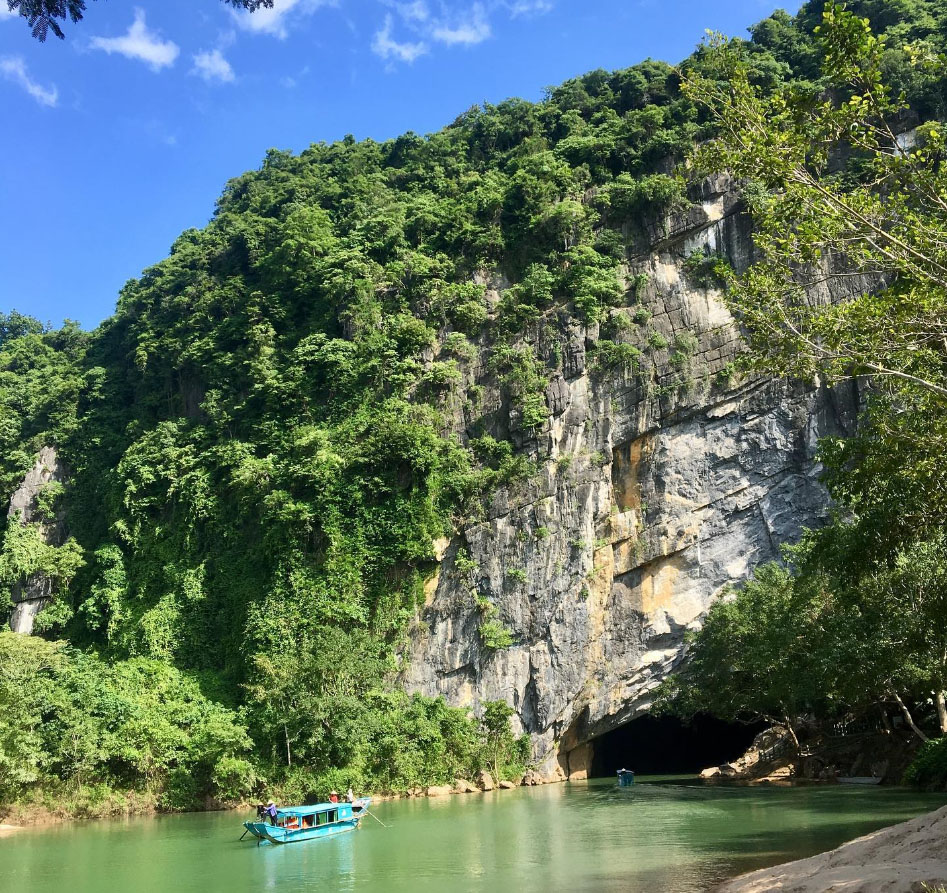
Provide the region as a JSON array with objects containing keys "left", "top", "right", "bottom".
[{"left": 1, "top": 779, "right": 946, "bottom": 893}]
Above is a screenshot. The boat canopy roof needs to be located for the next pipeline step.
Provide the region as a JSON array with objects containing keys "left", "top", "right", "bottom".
[{"left": 277, "top": 803, "right": 348, "bottom": 816}]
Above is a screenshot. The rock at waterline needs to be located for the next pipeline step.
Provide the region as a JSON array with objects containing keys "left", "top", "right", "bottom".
[
  {"left": 715, "top": 805, "right": 947, "bottom": 893},
  {"left": 476, "top": 769, "right": 495, "bottom": 791}
]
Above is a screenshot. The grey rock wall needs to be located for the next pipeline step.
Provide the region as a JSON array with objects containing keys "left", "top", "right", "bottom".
[
  {"left": 400, "top": 177, "right": 861, "bottom": 775},
  {"left": 7, "top": 445, "right": 68, "bottom": 634}
]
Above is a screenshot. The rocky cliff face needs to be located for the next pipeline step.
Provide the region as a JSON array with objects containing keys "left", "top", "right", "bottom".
[
  {"left": 7, "top": 445, "right": 68, "bottom": 634},
  {"left": 401, "top": 176, "right": 862, "bottom": 776}
]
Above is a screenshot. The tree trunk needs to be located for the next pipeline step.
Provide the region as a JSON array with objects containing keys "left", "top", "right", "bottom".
[
  {"left": 284, "top": 724, "right": 292, "bottom": 767},
  {"left": 891, "top": 691, "right": 929, "bottom": 742},
  {"left": 878, "top": 704, "right": 893, "bottom": 733},
  {"left": 781, "top": 713, "right": 800, "bottom": 751},
  {"left": 936, "top": 690, "right": 947, "bottom": 735}
]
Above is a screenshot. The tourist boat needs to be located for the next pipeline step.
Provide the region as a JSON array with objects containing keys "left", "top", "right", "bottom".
[
  {"left": 243, "top": 798, "right": 372, "bottom": 845},
  {"left": 616, "top": 768, "right": 635, "bottom": 786}
]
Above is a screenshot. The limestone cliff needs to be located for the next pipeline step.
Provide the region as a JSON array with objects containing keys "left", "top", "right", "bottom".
[
  {"left": 7, "top": 446, "right": 68, "bottom": 634},
  {"left": 401, "top": 176, "right": 862, "bottom": 776}
]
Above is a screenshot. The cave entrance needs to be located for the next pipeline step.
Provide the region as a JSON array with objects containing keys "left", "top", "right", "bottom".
[{"left": 588, "top": 713, "right": 766, "bottom": 777}]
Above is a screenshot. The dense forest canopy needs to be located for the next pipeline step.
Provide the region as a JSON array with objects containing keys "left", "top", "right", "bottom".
[{"left": 2, "top": 0, "right": 947, "bottom": 811}]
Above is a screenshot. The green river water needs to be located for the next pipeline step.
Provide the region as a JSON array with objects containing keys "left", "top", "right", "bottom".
[{"left": 2, "top": 778, "right": 946, "bottom": 893}]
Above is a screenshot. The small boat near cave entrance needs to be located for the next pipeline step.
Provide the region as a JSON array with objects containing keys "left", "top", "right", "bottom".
[
  {"left": 243, "top": 798, "right": 372, "bottom": 845},
  {"left": 617, "top": 769, "right": 635, "bottom": 786}
]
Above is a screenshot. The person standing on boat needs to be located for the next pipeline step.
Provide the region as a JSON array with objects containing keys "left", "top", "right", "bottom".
[
  {"left": 265, "top": 800, "right": 278, "bottom": 825},
  {"left": 329, "top": 790, "right": 339, "bottom": 803},
  {"left": 345, "top": 788, "right": 354, "bottom": 803}
]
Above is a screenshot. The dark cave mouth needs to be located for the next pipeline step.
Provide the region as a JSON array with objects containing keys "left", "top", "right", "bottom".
[{"left": 586, "top": 713, "right": 767, "bottom": 777}]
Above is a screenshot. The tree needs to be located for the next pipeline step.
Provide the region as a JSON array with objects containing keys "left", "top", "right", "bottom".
[
  {"left": 655, "top": 564, "right": 844, "bottom": 748},
  {"left": 683, "top": 2, "right": 947, "bottom": 404},
  {"left": 659, "top": 4, "right": 947, "bottom": 748},
  {"left": 479, "top": 700, "right": 529, "bottom": 782},
  {"left": 0, "top": 311, "right": 46, "bottom": 348},
  {"left": 655, "top": 534, "right": 947, "bottom": 746},
  {"left": 6, "top": 0, "right": 275, "bottom": 41}
]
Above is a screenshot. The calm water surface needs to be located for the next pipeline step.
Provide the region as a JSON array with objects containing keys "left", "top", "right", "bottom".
[{"left": 3, "top": 777, "right": 947, "bottom": 893}]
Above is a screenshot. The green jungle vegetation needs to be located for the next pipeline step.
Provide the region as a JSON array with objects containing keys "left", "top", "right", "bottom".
[
  {"left": 2, "top": 0, "right": 947, "bottom": 814},
  {"left": 657, "top": 3, "right": 947, "bottom": 786}
]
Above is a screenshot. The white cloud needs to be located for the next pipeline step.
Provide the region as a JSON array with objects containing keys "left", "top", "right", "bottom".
[
  {"left": 89, "top": 9, "right": 179, "bottom": 71},
  {"left": 506, "top": 0, "right": 552, "bottom": 16},
  {"left": 0, "top": 6, "right": 18, "bottom": 20},
  {"left": 0, "top": 56, "right": 58, "bottom": 107},
  {"left": 393, "top": 1, "right": 429, "bottom": 22},
  {"left": 431, "top": 3, "right": 491, "bottom": 46},
  {"left": 234, "top": 0, "right": 332, "bottom": 39},
  {"left": 192, "top": 48, "right": 235, "bottom": 83},
  {"left": 372, "top": 14, "right": 427, "bottom": 63},
  {"left": 234, "top": 0, "right": 301, "bottom": 37}
]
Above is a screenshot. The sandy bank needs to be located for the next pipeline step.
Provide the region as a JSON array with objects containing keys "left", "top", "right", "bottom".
[{"left": 716, "top": 804, "right": 947, "bottom": 892}]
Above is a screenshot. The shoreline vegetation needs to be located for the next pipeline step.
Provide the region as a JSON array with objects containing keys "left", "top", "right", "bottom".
[{"left": 0, "top": 765, "right": 558, "bottom": 828}]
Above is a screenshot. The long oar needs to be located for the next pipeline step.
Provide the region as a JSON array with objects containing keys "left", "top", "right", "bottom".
[
  {"left": 365, "top": 810, "right": 388, "bottom": 828},
  {"left": 239, "top": 827, "right": 250, "bottom": 841}
]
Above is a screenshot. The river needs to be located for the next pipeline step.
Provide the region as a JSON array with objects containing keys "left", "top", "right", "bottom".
[{"left": 2, "top": 778, "right": 946, "bottom": 892}]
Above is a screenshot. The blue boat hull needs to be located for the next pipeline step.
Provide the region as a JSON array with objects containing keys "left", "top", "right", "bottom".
[{"left": 243, "top": 818, "right": 360, "bottom": 845}]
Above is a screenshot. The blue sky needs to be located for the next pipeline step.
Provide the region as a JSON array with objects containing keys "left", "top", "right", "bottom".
[{"left": 0, "top": 0, "right": 802, "bottom": 330}]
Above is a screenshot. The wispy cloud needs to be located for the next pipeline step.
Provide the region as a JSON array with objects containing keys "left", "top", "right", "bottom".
[
  {"left": 233, "top": 0, "right": 332, "bottom": 39},
  {"left": 506, "top": 0, "right": 553, "bottom": 16},
  {"left": 89, "top": 9, "right": 179, "bottom": 71},
  {"left": 431, "top": 3, "right": 491, "bottom": 46},
  {"left": 372, "top": 14, "right": 428, "bottom": 63},
  {"left": 0, "top": 56, "right": 58, "bottom": 107},
  {"left": 0, "top": 6, "right": 18, "bottom": 19},
  {"left": 280, "top": 63, "right": 310, "bottom": 89},
  {"left": 192, "top": 48, "right": 235, "bottom": 83},
  {"left": 391, "top": 0, "right": 429, "bottom": 22},
  {"left": 375, "top": 0, "right": 548, "bottom": 65}
]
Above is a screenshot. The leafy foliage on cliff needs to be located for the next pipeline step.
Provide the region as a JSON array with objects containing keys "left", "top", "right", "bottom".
[
  {"left": 658, "top": 3, "right": 947, "bottom": 759},
  {"left": 2, "top": 0, "right": 946, "bottom": 807}
]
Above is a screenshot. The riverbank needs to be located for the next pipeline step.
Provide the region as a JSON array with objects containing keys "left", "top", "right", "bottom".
[
  {"left": 716, "top": 804, "right": 947, "bottom": 892},
  {"left": 0, "top": 768, "right": 560, "bottom": 828},
  {"left": 0, "top": 789, "right": 160, "bottom": 827}
]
